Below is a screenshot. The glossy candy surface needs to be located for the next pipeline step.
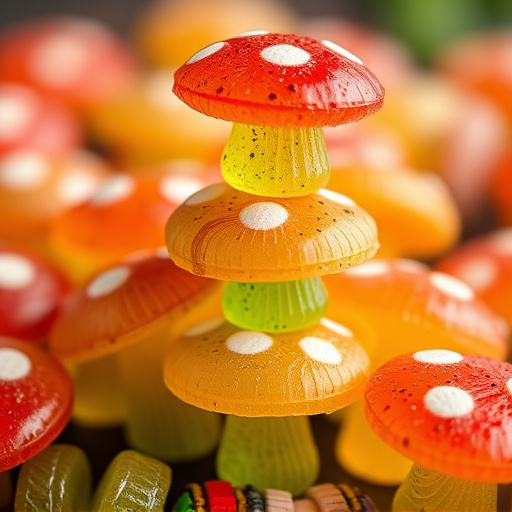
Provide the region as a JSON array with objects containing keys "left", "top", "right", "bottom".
[
  {"left": 164, "top": 317, "right": 369, "bottom": 416},
  {"left": 0, "top": 338, "right": 73, "bottom": 471},
  {"left": 165, "top": 183, "right": 378, "bottom": 282},
  {"left": 173, "top": 32, "right": 384, "bottom": 127}
]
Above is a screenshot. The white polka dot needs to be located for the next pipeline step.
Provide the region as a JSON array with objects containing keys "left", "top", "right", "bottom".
[
  {"left": 260, "top": 44, "right": 311, "bottom": 66},
  {"left": 456, "top": 258, "right": 497, "bottom": 292},
  {"left": 0, "top": 348, "right": 31, "bottom": 381},
  {"left": 317, "top": 188, "right": 356, "bottom": 207},
  {"left": 507, "top": 378, "right": 512, "bottom": 397},
  {"left": 320, "top": 318, "right": 353, "bottom": 338},
  {"left": 233, "top": 30, "right": 269, "bottom": 38},
  {"left": 424, "top": 386, "right": 474, "bottom": 418},
  {"left": 226, "top": 331, "right": 273, "bottom": 355},
  {"left": 345, "top": 260, "right": 389, "bottom": 278},
  {"left": 0, "top": 150, "right": 49, "bottom": 190},
  {"left": 186, "top": 42, "right": 226, "bottom": 64},
  {"left": 57, "top": 172, "right": 99, "bottom": 205},
  {"left": 29, "top": 33, "right": 90, "bottom": 87},
  {"left": 183, "top": 317, "right": 224, "bottom": 337},
  {"left": 89, "top": 175, "right": 135, "bottom": 207},
  {"left": 0, "top": 90, "right": 36, "bottom": 142},
  {"left": 239, "top": 202, "right": 288, "bottom": 230},
  {"left": 0, "top": 254, "right": 36, "bottom": 289},
  {"left": 86, "top": 266, "right": 131, "bottom": 299},
  {"left": 185, "top": 183, "right": 228, "bottom": 206},
  {"left": 430, "top": 272, "right": 475, "bottom": 301},
  {"left": 155, "top": 247, "right": 170, "bottom": 259},
  {"left": 393, "top": 259, "right": 428, "bottom": 274},
  {"left": 413, "top": 349, "right": 464, "bottom": 364},
  {"left": 299, "top": 336, "right": 342, "bottom": 364},
  {"left": 489, "top": 229, "right": 512, "bottom": 255},
  {"left": 322, "top": 40, "right": 363, "bottom": 65},
  {"left": 159, "top": 175, "right": 205, "bottom": 204}
]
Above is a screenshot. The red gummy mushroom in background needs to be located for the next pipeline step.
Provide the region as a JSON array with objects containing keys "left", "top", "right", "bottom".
[
  {"left": 0, "top": 16, "right": 137, "bottom": 114},
  {"left": 0, "top": 244, "right": 70, "bottom": 342},
  {"left": 0, "top": 337, "right": 73, "bottom": 471}
]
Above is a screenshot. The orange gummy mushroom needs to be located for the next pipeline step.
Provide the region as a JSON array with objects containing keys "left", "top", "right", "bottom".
[{"left": 365, "top": 351, "right": 512, "bottom": 511}]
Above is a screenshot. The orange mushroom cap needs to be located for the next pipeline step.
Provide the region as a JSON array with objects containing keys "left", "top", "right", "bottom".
[
  {"left": 165, "top": 183, "right": 378, "bottom": 282},
  {"left": 365, "top": 350, "right": 512, "bottom": 483},
  {"left": 163, "top": 316, "right": 369, "bottom": 417},
  {"left": 49, "top": 250, "right": 220, "bottom": 363}
]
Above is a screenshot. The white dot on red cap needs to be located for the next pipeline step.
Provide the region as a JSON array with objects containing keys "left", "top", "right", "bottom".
[
  {"left": 430, "top": 272, "right": 475, "bottom": 301},
  {"left": 345, "top": 260, "right": 390, "bottom": 278},
  {"left": 186, "top": 42, "right": 225, "bottom": 64},
  {"left": 260, "top": 44, "right": 311, "bottom": 66},
  {"left": 226, "top": 331, "right": 273, "bottom": 355},
  {"left": 185, "top": 183, "right": 228, "bottom": 206},
  {"left": 89, "top": 175, "right": 135, "bottom": 206},
  {"left": 0, "top": 254, "right": 36, "bottom": 289},
  {"left": 183, "top": 317, "right": 224, "bottom": 337},
  {"left": 317, "top": 188, "right": 356, "bottom": 207},
  {"left": 234, "top": 30, "right": 269, "bottom": 37},
  {"left": 300, "top": 336, "right": 342, "bottom": 364},
  {"left": 424, "top": 386, "right": 474, "bottom": 418},
  {"left": 413, "top": 349, "right": 464, "bottom": 365},
  {"left": 86, "top": 266, "right": 131, "bottom": 298},
  {"left": 320, "top": 318, "right": 353, "bottom": 338},
  {"left": 394, "top": 259, "right": 428, "bottom": 274},
  {"left": 0, "top": 90, "right": 36, "bottom": 142},
  {"left": 57, "top": 172, "right": 98, "bottom": 205},
  {"left": 239, "top": 202, "right": 288, "bottom": 230},
  {"left": 29, "top": 33, "right": 90, "bottom": 87},
  {"left": 159, "top": 175, "right": 205, "bottom": 204},
  {"left": 489, "top": 228, "right": 512, "bottom": 255},
  {"left": 322, "top": 40, "right": 363, "bottom": 65},
  {"left": 455, "top": 257, "right": 497, "bottom": 292},
  {"left": 0, "top": 150, "right": 49, "bottom": 190},
  {"left": 0, "top": 348, "right": 31, "bottom": 381}
]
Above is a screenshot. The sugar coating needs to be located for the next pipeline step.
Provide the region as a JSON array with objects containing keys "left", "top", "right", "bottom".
[
  {"left": 413, "top": 349, "right": 464, "bottom": 365},
  {"left": 57, "top": 172, "right": 98, "bottom": 205},
  {"left": 260, "top": 44, "right": 311, "bottom": 66},
  {"left": 29, "top": 33, "right": 89, "bottom": 87},
  {"left": 299, "top": 336, "right": 342, "bottom": 364},
  {"left": 185, "top": 183, "right": 228, "bottom": 206},
  {"left": 345, "top": 260, "right": 390, "bottom": 278},
  {"left": 322, "top": 40, "right": 363, "bottom": 65},
  {"left": 0, "top": 348, "right": 31, "bottom": 381},
  {"left": 239, "top": 202, "right": 289, "bottom": 230},
  {"left": 320, "top": 318, "right": 353, "bottom": 338},
  {"left": 86, "top": 265, "right": 131, "bottom": 298},
  {"left": 317, "top": 188, "right": 356, "bottom": 207},
  {"left": 0, "top": 150, "right": 49, "bottom": 190},
  {"left": 159, "top": 175, "right": 205, "bottom": 204},
  {"left": 226, "top": 331, "right": 273, "bottom": 355},
  {"left": 456, "top": 257, "right": 497, "bottom": 292},
  {"left": 0, "top": 91, "right": 35, "bottom": 141},
  {"left": 89, "top": 175, "right": 134, "bottom": 206},
  {"left": 430, "top": 271, "right": 475, "bottom": 301},
  {"left": 183, "top": 316, "right": 224, "bottom": 337},
  {"left": 186, "top": 42, "right": 225, "bottom": 64},
  {"left": 0, "top": 253, "right": 36, "bottom": 289},
  {"left": 424, "top": 386, "right": 474, "bottom": 418}
]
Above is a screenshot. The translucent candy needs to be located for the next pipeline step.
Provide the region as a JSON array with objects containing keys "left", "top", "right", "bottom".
[
  {"left": 223, "top": 278, "right": 327, "bottom": 332},
  {"left": 216, "top": 415, "right": 319, "bottom": 497},
  {"left": 221, "top": 124, "right": 329, "bottom": 197},
  {"left": 92, "top": 450, "right": 171, "bottom": 511},
  {"left": 14, "top": 444, "right": 92, "bottom": 512}
]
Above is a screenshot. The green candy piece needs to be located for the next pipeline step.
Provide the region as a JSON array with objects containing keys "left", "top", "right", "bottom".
[
  {"left": 14, "top": 444, "right": 92, "bottom": 512},
  {"left": 222, "top": 277, "right": 328, "bottom": 332},
  {"left": 92, "top": 450, "right": 171, "bottom": 512},
  {"left": 174, "top": 491, "right": 195, "bottom": 512}
]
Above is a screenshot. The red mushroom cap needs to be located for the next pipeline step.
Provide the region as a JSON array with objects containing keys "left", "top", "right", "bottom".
[
  {"left": 0, "top": 337, "right": 73, "bottom": 471},
  {"left": 173, "top": 32, "right": 384, "bottom": 127},
  {"left": 365, "top": 350, "right": 512, "bottom": 483}
]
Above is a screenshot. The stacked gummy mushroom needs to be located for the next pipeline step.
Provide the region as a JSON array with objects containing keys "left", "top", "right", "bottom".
[{"left": 164, "top": 32, "right": 384, "bottom": 495}]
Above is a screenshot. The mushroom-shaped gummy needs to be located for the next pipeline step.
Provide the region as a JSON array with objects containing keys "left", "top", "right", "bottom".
[
  {"left": 324, "top": 259, "right": 508, "bottom": 485},
  {"left": 365, "top": 350, "right": 512, "bottom": 512},
  {"left": 49, "top": 250, "right": 223, "bottom": 461},
  {"left": 0, "top": 337, "right": 73, "bottom": 471}
]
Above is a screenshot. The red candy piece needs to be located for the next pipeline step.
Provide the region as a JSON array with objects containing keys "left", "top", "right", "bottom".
[
  {"left": 204, "top": 481, "right": 237, "bottom": 512},
  {"left": 0, "top": 337, "right": 73, "bottom": 471},
  {"left": 173, "top": 32, "right": 384, "bottom": 127}
]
